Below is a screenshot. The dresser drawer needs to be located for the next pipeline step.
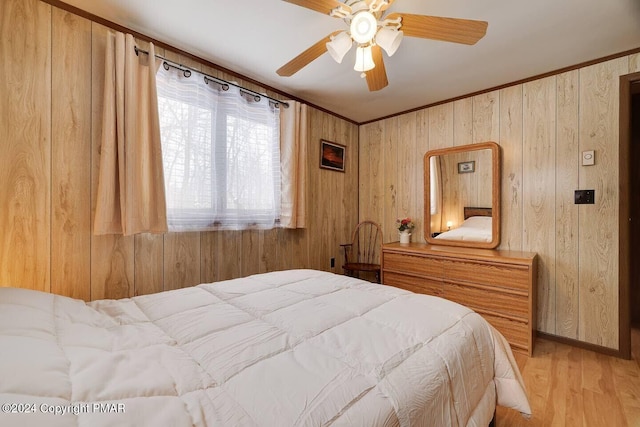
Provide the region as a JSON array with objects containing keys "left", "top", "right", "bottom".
[
  {"left": 382, "top": 243, "right": 536, "bottom": 355},
  {"left": 384, "top": 271, "right": 444, "bottom": 297},
  {"left": 480, "top": 312, "right": 530, "bottom": 353},
  {"left": 444, "top": 260, "right": 530, "bottom": 292},
  {"left": 383, "top": 252, "right": 444, "bottom": 277},
  {"left": 444, "top": 282, "right": 529, "bottom": 320}
]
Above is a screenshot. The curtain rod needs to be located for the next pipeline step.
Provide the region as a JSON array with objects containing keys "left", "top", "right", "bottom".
[{"left": 134, "top": 46, "right": 289, "bottom": 108}]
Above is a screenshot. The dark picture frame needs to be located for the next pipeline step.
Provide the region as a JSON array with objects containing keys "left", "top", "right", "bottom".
[
  {"left": 457, "top": 160, "right": 475, "bottom": 174},
  {"left": 320, "top": 140, "right": 346, "bottom": 172}
]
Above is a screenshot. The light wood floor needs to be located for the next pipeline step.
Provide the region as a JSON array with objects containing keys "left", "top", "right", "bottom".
[{"left": 496, "top": 330, "right": 640, "bottom": 426}]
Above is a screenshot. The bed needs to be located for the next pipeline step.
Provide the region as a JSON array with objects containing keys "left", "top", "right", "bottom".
[
  {"left": 0, "top": 269, "right": 530, "bottom": 426},
  {"left": 435, "top": 207, "right": 493, "bottom": 243}
]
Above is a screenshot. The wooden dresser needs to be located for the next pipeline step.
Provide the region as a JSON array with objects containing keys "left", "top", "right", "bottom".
[{"left": 382, "top": 242, "right": 537, "bottom": 355}]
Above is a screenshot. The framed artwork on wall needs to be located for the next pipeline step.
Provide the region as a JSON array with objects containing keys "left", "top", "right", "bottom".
[
  {"left": 457, "top": 160, "right": 475, "bottom": 174},
  {"left": 320, "top": 140, "right": 346, "bottom": 172}
]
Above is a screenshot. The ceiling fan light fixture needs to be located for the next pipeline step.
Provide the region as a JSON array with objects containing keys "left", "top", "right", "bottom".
[
  {"left": 279, "top": 0, "right": 489, "bottom": 93},
  {"left": 350, "top": 11, "right": 378, "bottom": 44},
  {"left": 326, "top": 31, "right": 353, "bottom": 63},
  {"left": 354, "top": 45, "right": 375, "bottom": 72},
  {"left": 376, "top": 27, "right": 403, "bottom": 56}
]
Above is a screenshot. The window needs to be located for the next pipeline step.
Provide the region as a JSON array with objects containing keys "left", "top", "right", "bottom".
[{"left": 156, "top": 65, "right": 281, "bottom": 231}]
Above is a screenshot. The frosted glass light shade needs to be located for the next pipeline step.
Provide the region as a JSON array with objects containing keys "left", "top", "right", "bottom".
[
  {"left": 326, "top": 32, "right": 353, "bottom": 63},
  {"left": 350, "top": 11, "right": 377, "bottom": 44},
  {"left": 354, "top": 46, "right": 375, "bottom": 72},
  {"left": 376, "top": 27, "right": 403, "bottom": 56}
]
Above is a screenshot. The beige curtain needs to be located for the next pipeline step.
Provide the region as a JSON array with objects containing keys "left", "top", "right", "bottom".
[
  {"left": 94, "top": 32, "right": 167, "bottom": 235},
  {"left": 430, "top": 155, "right": 444, "bottom": 232},
  {"left": 279, "top": 101, "right": 308, "bottom": 229},
  {"left": 430, "top": 156, "right": 442, "bottom": 215}
]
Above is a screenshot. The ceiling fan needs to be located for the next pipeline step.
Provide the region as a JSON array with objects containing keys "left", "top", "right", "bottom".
[{"left": 277, "top": 0, "right": 488, "bottom": 91}]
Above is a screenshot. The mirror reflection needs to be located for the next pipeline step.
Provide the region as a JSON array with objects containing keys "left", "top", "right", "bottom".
[{"left": 425, "top": 142, "right": 500, "bottom": 249}]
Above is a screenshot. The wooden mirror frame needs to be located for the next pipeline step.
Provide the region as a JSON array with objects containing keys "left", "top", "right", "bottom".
[{"left": 424, "top": 141, "right": 501, "bottom": 249}]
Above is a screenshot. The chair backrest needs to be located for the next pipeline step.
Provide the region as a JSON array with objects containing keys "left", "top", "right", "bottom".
[{"left": 350, "top": 220, "right": 383, "bottom": 265}]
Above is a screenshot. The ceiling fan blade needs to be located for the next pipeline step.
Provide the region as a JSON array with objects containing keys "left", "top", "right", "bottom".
[
  {"left": 277, "top": 31, "right": 341, "bottom": 77},
  {"left": 387, "top": 13, "right": 488, "bottom": 45},
  {"left": 282, "top": 0, "right": 350, "bottom": 15},
  {"left": 366, "top": 45, "right": 388, "bottom": 91}
]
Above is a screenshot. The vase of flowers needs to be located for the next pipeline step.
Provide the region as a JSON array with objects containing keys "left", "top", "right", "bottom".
[{"left": 396, "top": 217, "right": 415, "bottom": 244}]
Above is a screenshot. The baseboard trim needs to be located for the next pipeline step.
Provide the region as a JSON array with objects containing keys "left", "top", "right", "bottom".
[{"left": 536, "top": 332, "right": 626, "bottom": 359}]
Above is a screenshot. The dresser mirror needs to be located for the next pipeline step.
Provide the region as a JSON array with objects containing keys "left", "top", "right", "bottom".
[{"left": 424, "top": 141, "right": 501, "bottom": 249}]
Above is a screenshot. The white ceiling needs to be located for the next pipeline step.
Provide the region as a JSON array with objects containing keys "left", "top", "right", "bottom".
[{"left": 60, "top": 0, "right": 640, "bottom": 123}]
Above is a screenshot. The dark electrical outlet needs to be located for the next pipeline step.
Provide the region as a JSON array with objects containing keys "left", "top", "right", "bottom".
[
  {"left": 574, "top": 190, "right": 595, "bottom": 204},
  {"left": 330, "top": 257, "right": 335, "bottom": 268}
]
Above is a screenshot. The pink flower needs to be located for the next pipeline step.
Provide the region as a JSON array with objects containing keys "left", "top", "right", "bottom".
[{"left": 396, "top": 217, "right": 415, "bottom": 232}]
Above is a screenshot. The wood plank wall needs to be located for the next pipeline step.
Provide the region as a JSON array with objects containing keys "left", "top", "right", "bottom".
[
  {"left": 0, "top": 0, "right": 359, "bottom": 299},
  {"left": 0, "top": 0, "right": 51, "bottom": 295},
  {"left": 360, "top": 56, "right": 636, "bottom": 350}
]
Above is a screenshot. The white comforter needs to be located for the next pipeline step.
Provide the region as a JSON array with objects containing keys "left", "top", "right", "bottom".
[
  {"left": 0, "top": 269, "right": 530, "bottom": 426},
  {"left": 435, "top": 216, "right": 493, "bottom": 243}
]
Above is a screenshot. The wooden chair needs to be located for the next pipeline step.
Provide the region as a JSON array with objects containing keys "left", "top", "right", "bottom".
[{"left": 340, "top": 220, "right": 382, "bottom": 283}]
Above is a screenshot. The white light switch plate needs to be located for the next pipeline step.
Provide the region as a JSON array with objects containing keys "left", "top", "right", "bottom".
[{"left": 582, "top": 150, "right": 595, "bottom": 166}]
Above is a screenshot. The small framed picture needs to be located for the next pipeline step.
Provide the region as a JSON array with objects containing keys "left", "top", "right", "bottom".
[
  {"left": 320, "top": 140, "right": 346, "bottom": 172},
  {"left": 457, "top": 161, "right": 475, "bottom": 174}
]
